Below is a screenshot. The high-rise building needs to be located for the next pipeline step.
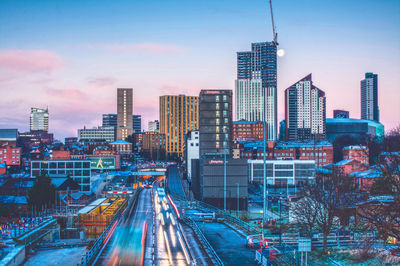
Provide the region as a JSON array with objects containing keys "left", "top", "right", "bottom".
[
  {"left": 132, "top": 115, "right": 142, "bottom": 133},
  {"left": 102, "top": 114, "right": 117, "bottom": 127},
  {"left": 199, "top": 90, "right": 233, "bottom": 156},
  {"left": 30, "top": 107, "right": 49, "bottom": 132},
  {"left": 361, "top": 72, "right": 379, "bottom": 122},
  {"left": 236, "top": 42, "right": 277, "bottom": 139},
  {"left": 333, "top": 110, "right": 350, "bottom": 119},
  {"left": 159, "top": 95, "right": 199, "bottom": 158},
  {"left": 285, "top": 74, "right": 326, "bottom": 141},
  {"left": 116, "top": 88, "right": 133, "bottom": 140},
  {"left": 148, "top": 120, "right": 159, "bottom": 132},
  {"left": 235, "top": 79, "right": 264, "bottom": 121}
]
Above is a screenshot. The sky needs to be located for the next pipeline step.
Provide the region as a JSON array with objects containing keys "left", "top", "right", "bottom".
[{"left": 0, "top": 0, "right": 399, "bottom": 140}]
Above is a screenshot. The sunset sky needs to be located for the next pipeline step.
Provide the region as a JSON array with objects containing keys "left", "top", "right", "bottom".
[{"left": 0, "top": 0, "right": 399, "bottom": 140}]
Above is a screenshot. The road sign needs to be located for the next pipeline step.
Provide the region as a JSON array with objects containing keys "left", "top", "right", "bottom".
[
  {"left": 298, "top": 238, "right": 311, "bottom": 252},
  {"left": 89, "top": 157, "right": 116, "bottom": 170}
]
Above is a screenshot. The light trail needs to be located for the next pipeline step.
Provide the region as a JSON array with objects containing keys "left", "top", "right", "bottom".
[
  {"left": 169, "top": 224, "right": 177, "bottom": 247},
  {"left": 163, "top": 230, "right": 173, "bottom": 264}
]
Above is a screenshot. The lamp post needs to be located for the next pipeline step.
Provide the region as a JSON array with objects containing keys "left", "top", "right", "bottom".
[
  {"left": 236, "top": 183, "right": 239, "bottom": 216},
  {"left": 263, "top": 87, "right": 267, "bottom": 224},
  {"left": 224, "top": 147, "right": 227, "bottom": 211}
]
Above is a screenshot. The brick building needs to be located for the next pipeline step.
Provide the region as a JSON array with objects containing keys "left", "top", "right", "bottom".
[
  {"left": 142, "top": 132, "right": 166, "bottom": 161},
  {"left": 0, "top": 145, "right": 21, "bottom": 166},
  {"left": 240, "top": 140, "right": 333, "bottom": 168},
  {"left": 232, "top": 120, "right": 264, "bottom": 141},
  {"left": 343, "top": 145, "right": 369, "bottom": 165}
]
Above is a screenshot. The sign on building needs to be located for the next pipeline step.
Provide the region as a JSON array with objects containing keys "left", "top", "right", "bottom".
[{"left": 89, "top": 157, "right": 116, "bottom": 170}]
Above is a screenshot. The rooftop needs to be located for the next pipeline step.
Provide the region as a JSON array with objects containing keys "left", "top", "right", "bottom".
[
  {"left": 335, "top": 159, "right": 355, "bottom": 166},
  {"left": 110, "top": 140, "right": 131, "bottom": 144},
  {"left": 242, "top": 140, "right": 332, "bottom": 149}
]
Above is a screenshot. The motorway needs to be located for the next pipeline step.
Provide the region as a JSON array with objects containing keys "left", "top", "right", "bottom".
[{"left": 95, "top": 177, "right": 191, "bottom": 265}]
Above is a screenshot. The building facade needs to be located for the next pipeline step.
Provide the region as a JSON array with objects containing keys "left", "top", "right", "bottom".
[
  {"left": 232, "top": 120, "right": 264, "bottom": 141},
  {"left": 142, "top": 132, "right": 166, "bottom": 161},
  {"left": 0, "top": 146, "right": 21, "bottom": 166},
  {"left": 148, "top": 120, "right": 159, "bottom": 132},
  {"left": 343, "top": 145, "right": 369, "bottom": 165},
  {"left": 240, "top": 140, "right": 333, "bottom": 168},
  {"left": 326, "top": 118, "right": 384, "bottom": 142},
  {"left": 102, "top": 114, "right": 117, "bottom": 127},
  {"left": 235, "top": 79, "right": 264, "bottom": 121},
  {"left": 117, "top": 88, "right": 133, "bottom": 140},
  {"left": 133, "top": 115, "right": 142, "bottom": 133},
  {"left": 236, "top": 42, "right": 277, "bottom": 140},
  {"left": 184, "top": 131, "right": 199, "bottom": 180},
  {"left": 199, "top": 90, "right": 232, "bottom": 156},
  {"left": 333, "top": 110, "right": 350, "bottom": 119},
  {"left": 109, "top": 140, "right": 132, "bottom": 155},
  {"left": 31, "top": 160, "right": 91, "bottom": 191},
  {"left": 248, "top": 159, "right": 316, "bottom": 197},
  {"left": 285, "top": 74, "right": 326, "bottom": 141},
  {"left": 361, "top": 72, "right": 379, "bottom": 122},
  {"left": 30, "top": 107, "right": 49, "bottom": 132},
  {"left": 78, "top": 126, "right": 115, "bottom": 142},
  {"left": 159, "top": 95, "right": 199, "bottom": 158}
]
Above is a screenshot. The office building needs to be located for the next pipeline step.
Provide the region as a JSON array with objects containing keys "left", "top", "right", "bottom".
[
  {"left": 191, "top": 156, "right": 248, "bottom": 210},
  {"left": 78, "top": 126, "right": 115, "bottom": 142},
  {"left": 285, "top": 74, "right": 326, "bottom": 141},
  {"left": 142, "top": 132, "right": 166, "bottom": 161},
  {"left": 159, "top": 95, "right": 199, "bottom": 158},
  {"left": 326, "top": 118, "right": 384, "bottom": 142},
  {"left": 148, "top": 120, "right": 159, "bottom": 132},
  {"left": 184, "top": 131, "right": 199, "bottom": 180},
  {"left": 133, "top": 115, "right": 142, "bottom": 133},
  {"left": 31, "top": 160, "right": 91, "bottom": 191},
  {"left": 102, "top": 114, "right": 117, "bottom": 127},
  {"left": 199, "top": 90, "right": 232, "bottom": 156},
  {"left": 64, "top": 137, "right": 78, "bottom": 146},
  {"left": 0, "top": 129, "right": 18, "bottom": 144},
  {"left": 30, "top": 107, "right": 49, "bottom": 132},
  {"left": 236, "top": 42, "right": 277, "bottom": 140},
  {"left": 333, "top": 110, "right": 349, "bottom": 119},
  {"left": 232, "top": 120, "right": 264, "bottom": 141},
  {"left": 361, "top": 72, "right": 379, "bottom": 122},
  {"left": 248, "top": 159, "right": 316, "bottom": 197},
  {"left": 109, "top": 140, "right": 132, "bottom": 155},
  {"left": 117, "top": 88, "right": 133, "bottom": 140}
]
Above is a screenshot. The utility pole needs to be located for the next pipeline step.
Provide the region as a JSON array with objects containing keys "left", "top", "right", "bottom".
[
  {"left": 224, "top": 147, "right": 227, "bottom": 211},
  {"left": 236, "top": 182, "right": 239, "bottom": 216}
]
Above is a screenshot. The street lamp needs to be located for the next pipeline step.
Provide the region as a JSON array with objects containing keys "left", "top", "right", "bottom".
[{"left": 236, "top": 183, "right": 239, "bottom": 216}]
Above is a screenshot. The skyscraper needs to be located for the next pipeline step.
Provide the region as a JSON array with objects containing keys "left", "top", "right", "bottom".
[
  {"left": 199, "top": 90, "right": 233, "bottom": 156},
  {"left": 159, "top": 95, "right": 198, "bottom": 158},
  {"left": 285, "top": 74, "right": 326, "bottom": 141},
  {"left": 236, "top": 42, "right": 277, "bottom": 140},
  {"left": 30, "top": 107, "right": 49, "bottom": 132},
  {"left": 361, "top": 72, "right": 379, "bottom": 122},
  {"left": 116, "top": 88, "right": 133, "bottom": 140},
  {"left": 132, "top": 115, "right": 142, "bottom": 133}
]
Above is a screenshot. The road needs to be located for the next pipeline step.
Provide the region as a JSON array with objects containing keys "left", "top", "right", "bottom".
[
  {"left": 153, "top": 183, "right": 190, "bottom": 265},
  {"left": 97, "top": 188, "right": 152, "bottom": 265}
]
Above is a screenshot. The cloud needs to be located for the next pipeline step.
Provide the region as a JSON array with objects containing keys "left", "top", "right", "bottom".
[
  {"left": 88, "top": 77, "right": 117, "bottom": 87},
  {"left": 0, "top": 50, "right": 64, "bottom": 74},
  {"left": 91, "top": 43, "right": 187, "bottom": 54},
  {"left": 44, "top": 87, "right": 87, "bottom": 100}
]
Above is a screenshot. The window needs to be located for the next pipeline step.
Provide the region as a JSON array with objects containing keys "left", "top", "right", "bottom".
[
  {"left": 191, "top": 143, "right": 194, "bottom": 146},
  {"left": 196, "top": 143, "right": 199, "bottom": 146}
]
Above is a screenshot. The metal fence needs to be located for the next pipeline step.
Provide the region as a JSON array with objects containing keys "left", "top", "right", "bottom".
[{"left": 182, "top": 216, "right": 224, "bottom": 266}]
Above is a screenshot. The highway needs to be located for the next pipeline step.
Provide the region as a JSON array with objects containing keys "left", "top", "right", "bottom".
[
  {"left": 153, "top": 183, "right": 191, "bottom": 265},
  {"left": 97, "top": 189, "right": 152, "bottom": 265}
]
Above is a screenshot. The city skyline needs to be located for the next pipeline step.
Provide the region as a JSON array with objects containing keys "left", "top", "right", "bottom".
[{"left": 0, "top": 0, "right": 399, "bottom": 139}]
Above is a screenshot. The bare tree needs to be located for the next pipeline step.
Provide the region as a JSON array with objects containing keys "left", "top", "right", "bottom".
[{"left": 290, "top": 194, "right": 318, "bottom": 239}]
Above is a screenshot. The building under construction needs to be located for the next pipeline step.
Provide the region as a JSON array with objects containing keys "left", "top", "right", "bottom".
[{"left": 78, "top": 197, "right": 127, "bottom": 238}]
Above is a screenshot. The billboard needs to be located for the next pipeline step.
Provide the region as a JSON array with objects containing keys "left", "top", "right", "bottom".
[{"left": 89, "top": 157, "right": 116, "bottom": 170}]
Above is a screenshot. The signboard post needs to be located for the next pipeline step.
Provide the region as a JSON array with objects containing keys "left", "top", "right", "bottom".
[{"left": 298, "top": 238, "right": 311, "bottom": 266}]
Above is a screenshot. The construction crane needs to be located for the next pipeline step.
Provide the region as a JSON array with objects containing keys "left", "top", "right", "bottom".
[{"left": 268, "top": 0, "right": 278, "bottom": 46}]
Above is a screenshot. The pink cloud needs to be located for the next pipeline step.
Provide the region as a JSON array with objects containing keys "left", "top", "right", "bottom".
[
  {"left": 45, "top": 87, "right": 87, "bottom": 100},
  {"left": 88, "top": 77, "right": 117, "bottom": 87},
  {"left": 0, "top": 50, "right": 64, "bottom": 74},
  {"left": 92, "top": 43, "right": 187, "bottom": 54}
]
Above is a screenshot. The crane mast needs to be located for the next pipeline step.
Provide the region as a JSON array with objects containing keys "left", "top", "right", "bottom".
[{"left": 269, "top": 0, "right": 278, "bottom": 46}]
